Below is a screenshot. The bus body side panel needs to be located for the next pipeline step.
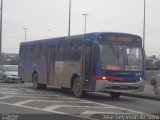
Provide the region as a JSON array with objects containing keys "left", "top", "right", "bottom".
[
  {"left": 47, "top": 45, "right": 57, "bottom": 86},
  {"left": 19, "top": 60, "right": 26, "bottom": 82},
  {"left": 37, "top": 60, "right": 48, "bottom": 84},
  {"left": 19, "top": 60, "right": 33, "bottom": 82},
  {"left": 19, "top": 60, "right": 48, "bottom": 85},
  {"left": 54, "top": 61, "right": 80, "bottom": 88},
  {"left": 90, "top": 59, "right": 102, "bottom": 92}
]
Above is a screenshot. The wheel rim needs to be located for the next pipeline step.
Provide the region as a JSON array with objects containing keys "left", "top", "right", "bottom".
[
  {"left": 75, "top": 80, "right": 80, "bottom": 93},
  {"left": 73, "top": 78, "right": 82, "bottom": 97}
]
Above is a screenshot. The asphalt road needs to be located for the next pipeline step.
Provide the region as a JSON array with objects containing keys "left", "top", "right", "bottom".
[
  {"left": 82, "top": 93, "right": 160, "bottom": 114},
  {"left": 0, "top": 103, "right": 89, "bottom": 120},
  {"left": 0, "top": 82, "right": 160, "bottom": 120}
]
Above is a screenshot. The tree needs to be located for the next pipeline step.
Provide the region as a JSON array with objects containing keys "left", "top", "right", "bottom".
[
  {"left": 145, "top": 58, "right": 156, "bottom": 69},
  {"left": 155, "top": 60, "right": 160, "bottom": 70},
  {"left": 150, "top": 55, "right": 157, "bottom": 60},
  {"left": 8, "top": 57, "right": 18, "bottom": 65}
]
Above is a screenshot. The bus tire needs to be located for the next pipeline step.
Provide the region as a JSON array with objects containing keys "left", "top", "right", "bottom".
[
  {"left": 73, "top": 77, "right": 86, "bottom": 98},
  {"left": 32, "top": 73, "right": 47, "bottom": 90},
  {"left": 110, "top": 92, "right": 121, "bottom": 99},
  {"left": 61, "top": 87, "right": 70, "bottom": 91},
  {"left": 42, "top": 84, "right": 47, "bottom": 90}
]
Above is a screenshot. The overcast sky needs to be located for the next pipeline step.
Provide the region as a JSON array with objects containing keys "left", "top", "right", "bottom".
[{"left": 2, "top": 0, "right": 160, "bottom": 56}]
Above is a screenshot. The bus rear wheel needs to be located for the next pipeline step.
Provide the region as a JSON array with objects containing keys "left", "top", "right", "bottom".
[
  {"left": 110, "top": 92, "right": 121, "bottom": 99},
  {"left": 32, "top": 73, "right": 46, "bottom": 90},
  {"left": 73, "top": 77, "right": 86, "bottom": 98},
  {"left": 32, "top": 73, "right": 39, "bottom": 89}
]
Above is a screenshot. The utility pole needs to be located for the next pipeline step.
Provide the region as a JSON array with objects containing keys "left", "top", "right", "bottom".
[
  {"left": 82, "top": 14, "right": 88, "bottom": 34},
  {"left": 23, "top": 28, "right": 28, "bottom": 42},
  {"left": 0, "top": 0, "right": 3, "bottom": 65},
  {"left": 143, "top": 0, "right": 146, "bottom": 50},
  {"left": 68, "top": 0, "right": 71, "bottom": 36},
  {"left": 143, "top": 0, "right": 146, "bottom": 79}
]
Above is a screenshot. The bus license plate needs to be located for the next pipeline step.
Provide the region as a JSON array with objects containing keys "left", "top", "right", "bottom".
[{"left": 120, "top": 85, "right": 128, "bottom": 89}]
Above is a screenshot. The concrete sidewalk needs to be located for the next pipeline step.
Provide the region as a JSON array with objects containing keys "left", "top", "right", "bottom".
[{"left": 122, "top": 83, "right": 160, "bottom": 101}]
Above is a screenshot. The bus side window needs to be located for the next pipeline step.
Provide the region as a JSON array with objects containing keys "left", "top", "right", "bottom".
[
  {"left": 57, "top": 42, "right": 63, "bottom": 60},
  {"left": 77, "top": 46, "right": 82, "bottom": 60},
  {"left": 58, "top": 47, "right": 63, "bottom": 60},
  {"left": 63, "top": 41, "right": 68, "bottom": 60},
  {"left": 25, "top": 45, "right": 32, "bottom": 60},
  {"left": 69, "top": 41, "right": 74, "bottom": 60},
  {"left": 19, "top": 45, "right": 26, "bottom": 60},
  {"left": 72, "top": 41, "right": 77, "bottom": 60},
  {"left": 57, "top": 40, "right": 69, "bottom": 61},
  {"left": 69, "top": 39, "right": 82, "bottom": 61},
  {"left": 24, "top": 46, "right": 29, "bottom": 60},
  {"left": 40, "top": 44, "right": 47, "bottom": 60},
  {"left": 74, "top": 40, "right": 82, "bottom": 60},
  {"left": 33, "top": 45, "right": 40, "bottom": 60},
  {"left": 30, "top": 45, "right": 35, "bottom": 60}
]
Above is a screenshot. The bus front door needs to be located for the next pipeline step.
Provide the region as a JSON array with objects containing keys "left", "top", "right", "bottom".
[{"left": 83, "top": 43, "right": 94, "bottom": 90}]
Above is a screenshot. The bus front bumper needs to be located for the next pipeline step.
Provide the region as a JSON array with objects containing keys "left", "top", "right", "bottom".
[{"left": 94, "top": 79, "right": 145, "bottom": 92}]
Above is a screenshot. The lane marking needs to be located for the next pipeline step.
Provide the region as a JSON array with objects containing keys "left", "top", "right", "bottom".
[
  {"left": 43, "top": 105, "right": 62, "bottom": 111},
  {"left": 13, "top": 99, "right": 35, "bottom": 106},
  {"left": 82, "top": 111, "right": 109, "bottom": 114},
  {"left": 11, "top": 95, "right": 50, "bottom": 99},
  {"left": 41, "top": 95, "right": 146, "bottom": 114},
  {"left": 80, "top": 100, "right": 145, "bottom": 114},
  {"left": 35, "top": 99, "right": 93, "bottom": 103},
  {"left": 0, "top": 101, "right": 95, "bottom": 120},
  {"left": 0, "top": 101, "right": 65, "bottom": 114},
  {"left": 0, "top": 96, "right": 12, "bottom": 100},
  {"left": 47, "top": 95, "right": 146, "bottom": 114},
  {"left": 43, "top": 105, "right": 113, "bottom": 111}
]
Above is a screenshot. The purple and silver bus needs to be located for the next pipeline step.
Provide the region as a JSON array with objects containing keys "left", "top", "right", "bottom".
[{"left": 19, "top": 32, "right": 145, "bottom": 98}]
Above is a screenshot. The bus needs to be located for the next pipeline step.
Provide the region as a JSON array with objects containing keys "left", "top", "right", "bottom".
[{"left": 19, "top": 32, "right": 145, "bottom": 98}]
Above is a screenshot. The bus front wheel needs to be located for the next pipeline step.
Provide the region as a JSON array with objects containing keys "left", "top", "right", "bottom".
[
  {"left": 73, "top": 77, "right": 86, "bottom": 98},
  {"left": 110, "top": 92, "right": 121, "bottom": 99}
]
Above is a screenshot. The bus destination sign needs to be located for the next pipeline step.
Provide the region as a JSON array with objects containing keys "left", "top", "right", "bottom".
[{"left": 99, "top": 35, "right": 133, "bottom": 43}]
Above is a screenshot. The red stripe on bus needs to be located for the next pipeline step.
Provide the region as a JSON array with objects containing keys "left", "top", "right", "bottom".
[{"left": 93, "top": 76, "right": 122, "bottom": 81}]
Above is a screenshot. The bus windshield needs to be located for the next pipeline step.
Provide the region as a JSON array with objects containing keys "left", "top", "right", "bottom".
[{"left": 100, "top": 44, "right": 143, "bottom": 71}]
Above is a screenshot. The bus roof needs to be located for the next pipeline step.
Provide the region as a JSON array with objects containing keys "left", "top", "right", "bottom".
[{"left": 20, "top": 32, "right": 142, "bottom": 45}]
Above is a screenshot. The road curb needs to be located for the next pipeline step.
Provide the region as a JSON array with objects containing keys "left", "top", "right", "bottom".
[{"left": 122, "top": 92, "right": 160, "bottom": 101}]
